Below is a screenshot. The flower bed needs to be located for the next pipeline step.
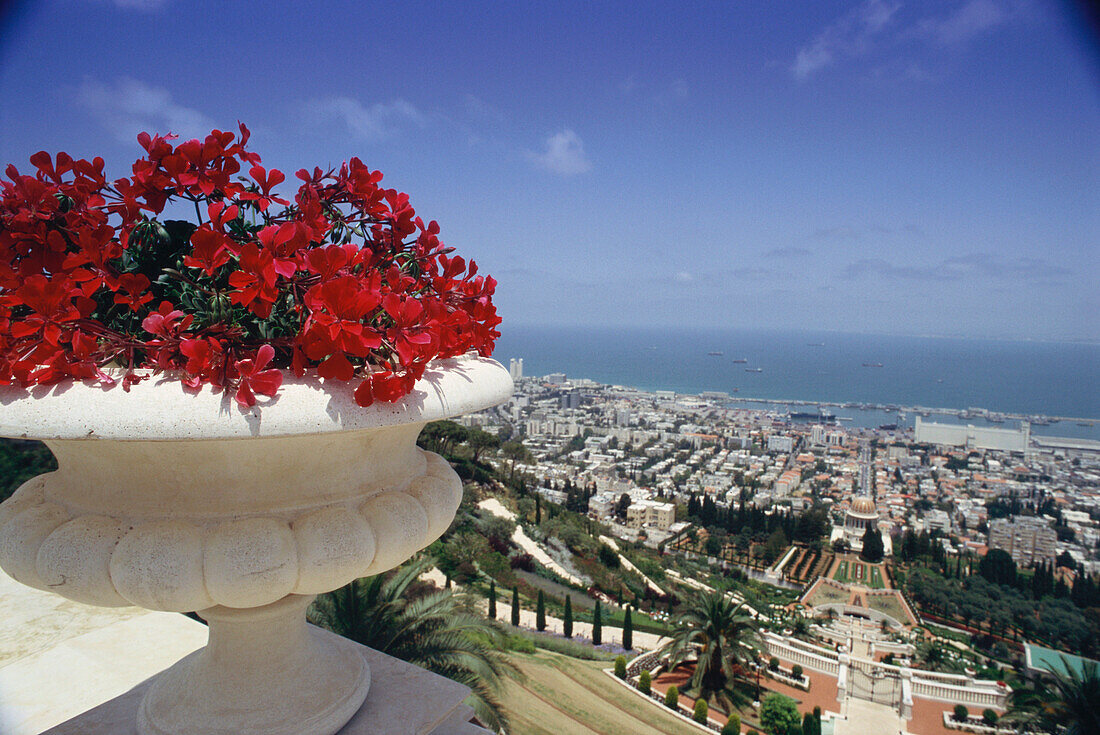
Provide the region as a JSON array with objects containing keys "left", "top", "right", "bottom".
[
  {"left": 766, "top": 666, "right": 810, "bottom": 691},
  {"left": 942, "top": 712, "right": 1012, "bottom": 734}
]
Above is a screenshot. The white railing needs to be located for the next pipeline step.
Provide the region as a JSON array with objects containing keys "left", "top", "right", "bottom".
[
  {"left": 762, "top": 632, "right": 840, "bottom": 676},
  {"left": 910, "top": 677, "right": 1008, "bottom": 708}
]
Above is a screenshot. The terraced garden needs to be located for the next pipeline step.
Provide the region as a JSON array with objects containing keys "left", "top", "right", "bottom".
[
  {"left": 831, "top": 557, "right": 886, "bottom": 589},
  {"left": 783, "top": 546, "right": 835, "bottom": 584}
]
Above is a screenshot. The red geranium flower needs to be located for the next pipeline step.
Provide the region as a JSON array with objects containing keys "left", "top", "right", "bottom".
[
  {"left": 0, "top": 125, "right": 499, "bottom": 405},
  {"left": 233, "top": 344, "right": 282, "bottom": 407}
]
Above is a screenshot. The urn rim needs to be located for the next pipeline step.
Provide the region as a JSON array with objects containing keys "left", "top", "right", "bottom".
[{"left": 0, "top": 354, "right": 513, "bottom": 441}]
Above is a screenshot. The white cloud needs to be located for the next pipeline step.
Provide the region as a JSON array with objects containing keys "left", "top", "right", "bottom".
[
  {"left": 674, "top": 271, "right": 693, "bottom": 283},
  {"left": 918, "top": 0, "right": 1007, "bottom": 45},
  {"left": 77, "top": 77, "right": 214, "bottom": 143},
  {"left": 307, "top": 97, "right": 427, "bottom": 141},
  {"left": 525, "top": 129, "right": 592, "bottom": 176},
  {"left": 791, "top": 0, "right": 902, "bottom": 80}
]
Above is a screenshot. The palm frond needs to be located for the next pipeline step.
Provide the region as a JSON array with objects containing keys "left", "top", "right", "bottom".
[{"left": 310, "top": 554, "right": 517, "bottom": 731}]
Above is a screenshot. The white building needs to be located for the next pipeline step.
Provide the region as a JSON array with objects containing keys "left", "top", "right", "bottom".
[
  {"left": 626, "top": 499, "right": 676, "bottom": 530},
  {"left": 988, "top": 516, "right": 1057, "bottom": 566},
  {"left": 915, "top": 416, "right": 1030, "bottom": 453},
  {"left": 767, "top": 435, "right": 794, "bottom": 453},
  {"left": 925, "top": 509, "right": 952, "bottom": 534},
  {"left": 810, "top": 425, "right": 826, "bottom": 446},
  {"left": 839, "top": 496, "right": 879, "bottom": 550}
]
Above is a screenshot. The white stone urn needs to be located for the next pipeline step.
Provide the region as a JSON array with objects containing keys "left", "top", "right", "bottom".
[{"left": 0, "top": 354, "right": 512, "bottom": 735}]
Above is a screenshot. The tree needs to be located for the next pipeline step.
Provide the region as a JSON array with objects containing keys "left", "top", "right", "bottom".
[
  {"left": 616, "top": 493, "right": 632, "bottom": 520},
  {"left": 536, "top": 590, "right": 546, "bottom": 632},
  {"left": 639, "top": 670, "right": 652, "bottom": 695},
  {"left": 614, "top": 655, "right": 627, "bottom": 679},
  {"left": 759, "top": 693, "right": 800, "bottom": 735},
  {"left": 466, "top": 428, "right": 500, "bottom": 462},
  {"left": 417, "top": 421, "right": 468, "bottom": 456},
  {"left": 722, "top": 714, "right": 741, "bottom": 735},
  {"left": 979, "top": 549, "right": 1017, "bottom": 587},
  {"left": 803, "top": 712, "right": 815, "bottom": 735},
  {"left": 592, "top": 599, "right": 603, "bottom": 645},
  {"left": 764, "top": 528, "right": 788, "bottom": 563},
  {"left": 501, "top": 440, "right": 534, "bottom": 482},
  {"left": 981, "top": 708, "right": 998, "bottom": 726},
  {"left": 860, "top": 527, "right": 884, "bottom": 563},
  {"left": 488, "top": 580, "right": 496, "bottom": 620},
  {"left": 310, "top": 555, "right": 516, "bottom": 731},
  {"left": 599, "top": 544, "right": 621, "bottom": 568},
  {"left": 623, "top": 605, "right": 634, "bottom": 650},
  {"left": 693, "top": 697, "right": 709, "bottom": 724},
  {"left": 791, "top": 664, "right": 803, "bottom": 680},
  {"left": 660, "top": 590, "right": 764, "bottom": 711},
  {"left": 953, "top": 704, "right": 969, "bottom": 723},
  {"left": 510, "top": 586, "right": 520, "bottom": 627},
  {"left": 564, "top": 595, "right": 573, "bottom": 638},
  {"left": 665, "top": 684, "right": 680, "bottom": 709},
  {"left": 1005, "top": 656, "right": 1100, "bottom": 735},
  {"left": 0, "top": 439, "right": 56, "bottom": 502}
]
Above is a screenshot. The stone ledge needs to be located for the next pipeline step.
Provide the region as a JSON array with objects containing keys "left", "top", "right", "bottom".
[{"left": 44, "top": 640, "right": 482, "bottom": 735}]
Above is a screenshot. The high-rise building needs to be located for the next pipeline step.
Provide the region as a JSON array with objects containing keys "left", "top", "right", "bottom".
[
  {"left": 988, "top": 516, "right": 1057, "bottom": 566},
  {"left": 508, "top": 358, "right": 524, "bottom": 380}
]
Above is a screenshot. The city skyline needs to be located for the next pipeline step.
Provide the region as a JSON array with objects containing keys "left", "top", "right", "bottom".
[{"left": 1, "top": 1, "right": 1097, "bottom": 340}]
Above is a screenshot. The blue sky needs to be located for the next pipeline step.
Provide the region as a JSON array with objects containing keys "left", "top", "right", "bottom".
[{"left": 1, "top": 0, "right": 1097, "bottom": 341}]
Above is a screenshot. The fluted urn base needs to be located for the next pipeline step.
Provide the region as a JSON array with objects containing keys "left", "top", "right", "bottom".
[{"left": 137, "top": 595, "right": 370, "bottom": 735}]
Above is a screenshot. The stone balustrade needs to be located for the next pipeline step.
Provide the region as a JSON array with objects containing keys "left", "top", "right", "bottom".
[
  {"left": 762, "top": 632, "right": 840, "bottom": 676},
  {"left": 910, "top": 676, "right": 1007, "bottom": 708}
]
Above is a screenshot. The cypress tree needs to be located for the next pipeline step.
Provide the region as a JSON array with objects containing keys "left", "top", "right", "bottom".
[
  {"left": 535, "top": 494, "right": 541, "bottom": 523},
  {"left": 623, "top": 605, "right": 633, "bottom": 650},
  {"left": 488, "top": 580, "right": 497, "bottom": 620},
  {"left": 803, "top": 711, "right": 815, "bottom": 735},
  {"left": 536, "top": 589, "right": 546, "bottom": 632},
  {"left": 592, "top": 599, "right": 603, "bottom": 645},
  {"left": 511, "top": 586, "right": 520, "bottom": 627},
  {"left": 564, "top": 595, "right": 573, "bottom": 638}
]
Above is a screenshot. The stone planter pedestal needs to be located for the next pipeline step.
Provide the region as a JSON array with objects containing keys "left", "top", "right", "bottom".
[{"left": 0, "top": 355, "right": 512, "bottom": 735}]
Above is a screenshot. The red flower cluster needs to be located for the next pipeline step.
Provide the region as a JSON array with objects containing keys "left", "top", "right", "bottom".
[{"left": 0, "top": 124, "right": 500, "bottom": 407}]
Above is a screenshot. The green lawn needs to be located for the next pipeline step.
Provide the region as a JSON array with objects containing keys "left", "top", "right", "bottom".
[
  {"left": 499, "top": 650, "right": 703, "bottom": 735},
  {"left": 803, "top": 580, "right": 849, "bottom": 607},
  {"left": 833, "top": 559, "right": 887, "bottom": 589},
  {"left": 865, "top": 593, "right": 909, "bottom": 623}
]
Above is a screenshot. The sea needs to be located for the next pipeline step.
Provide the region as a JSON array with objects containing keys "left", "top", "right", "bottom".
[{"left": 492, "top": 326, "right": 1100, "bottom": 441}]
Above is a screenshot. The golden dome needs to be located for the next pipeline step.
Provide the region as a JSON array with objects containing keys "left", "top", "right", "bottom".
[{"left": 850, "top": 496, "right": 877, "bottom": 515}]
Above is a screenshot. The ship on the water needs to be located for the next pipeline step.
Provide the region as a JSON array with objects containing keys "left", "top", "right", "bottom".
[
  {"left": 732, "top": 358, "right": 748, "bottom": 363},
  {"left": 708, "top": 351, "right": 724, "bottom": 356},
  {"left": 788, "top": 410, "right": 836, "bottom": 424},
  {"left": 745, "top": 367, "right": 763, "bottom": 373},
  {"left": 862, "top": 362, "right": 884, "bottom": 367}
]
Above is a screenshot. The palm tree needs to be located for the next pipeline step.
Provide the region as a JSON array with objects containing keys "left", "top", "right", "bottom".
[
  {"left": 1004, "top": 656, "right": 1100, "bottom": 735},
  {"left": 661, "top": 589, "right": 764, "bottom": 712},
  {"left": 309, "top": 555, "right": 518, "bottom": 731}
]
